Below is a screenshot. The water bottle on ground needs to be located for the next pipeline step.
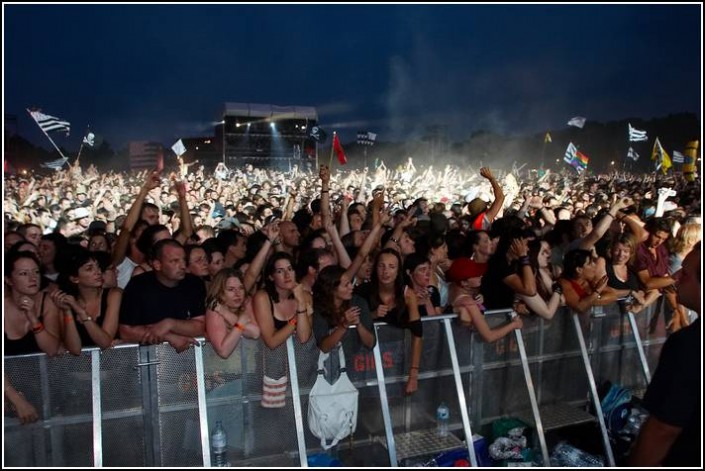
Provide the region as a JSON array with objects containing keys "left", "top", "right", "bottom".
[
  {"left": 211, "top": 420, "right": 228, "bottom": 467},
  {"left": 436, "top": 402, "right": 450, "bottom": 437}
]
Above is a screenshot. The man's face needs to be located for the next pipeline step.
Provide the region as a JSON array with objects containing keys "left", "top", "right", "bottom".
[
  {"left": 280, "top": 221, "right": 300, "bottom": 248},
  {"left": 142, "top": 207, "right": 160, "bottom": 226},
  {"left": 155, "top": 245, "right": 187, "bottom": 282}
]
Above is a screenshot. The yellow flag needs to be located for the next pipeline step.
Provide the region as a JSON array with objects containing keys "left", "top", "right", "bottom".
[
  {"left": 544, "top": 132, "right": 552, "bottom": 143},
  {"left": 651, "top": 138, "right": 672, "bottom": 174},
  {"left": 682, "top": 140, "right": 699, "bottom": 182}
]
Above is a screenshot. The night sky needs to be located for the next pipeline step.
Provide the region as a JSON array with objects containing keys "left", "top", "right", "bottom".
[{"left": 4, "top": 4, "right": 702, "bottom": 151}]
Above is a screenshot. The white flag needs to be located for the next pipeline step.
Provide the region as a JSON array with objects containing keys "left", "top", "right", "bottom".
[
  {"left": 171, "top": 139, "right": 186, "bottom": 156},
  {"left": 567, "top": 116, "right": 586, "bottom": 129},
  {"left": 628, "top": 123, "right": 648, "bottom": 142},
  {"left": 672, "top": 150, "right": 685, "bottom": 164},
  {"left": 41, "top": 156, "right": 68, "bottom": 170},
  {"left": 367, "top": 132, "right": 377, "bottom": 143},
  {"left": 83, "top": 132, "right": 96, "bottom": 147},
  {"left": 28, "top": 109, "right": 71, "bottom": 135},
  {"left": 627, "top": 147, "right": 639, "bottom": 161},
  {"left": 564, "top": 142, "right": 577, "bottom": 164}
]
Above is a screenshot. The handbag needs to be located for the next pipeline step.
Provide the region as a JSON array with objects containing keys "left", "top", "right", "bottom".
[{"left": 308, "top": 347, "right": 359, "bottom": 450}]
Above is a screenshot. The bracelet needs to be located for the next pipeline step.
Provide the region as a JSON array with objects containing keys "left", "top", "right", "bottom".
[
  {"left": 32, "top": 322, "right": 45, "bottom": 334},
  {"left": 288, "top": 317, "right": 298, "bottom": 327},
  {"left": 594, "top": 292, "right": 602, "bottom": 300},
  {"left": 410, "top": 366, "right": 419, "bottom": 370},
  {"left": 518, "top": 256, "right": 531, "bottom": 266},
  {"left": 235, "top": 323, "right": 246, "bottom": 332},
  {"left": 80, "top": 316, "right": 93, "bottom": 324},
  {"left": 296, "top": 309, "right": 307, "bottom": 315},
  {"left": 390, "top": 236, "right": 400, "bottom": 244},
  {"left": 64, "top": 314, "right": 75, "bottom": 323},
  {"left": 320, "top": 190, "right": 329, "bottom": 194},
  {"left": 271, "top": 238, "right": 282, "bottom": 245},
  {"left": 605, "top": 212, "right": 616, "bottom": 219}
]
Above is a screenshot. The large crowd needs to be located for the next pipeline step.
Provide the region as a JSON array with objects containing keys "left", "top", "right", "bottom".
[{"left": 3, "top": 159, "right": 701, "bottom": 465}]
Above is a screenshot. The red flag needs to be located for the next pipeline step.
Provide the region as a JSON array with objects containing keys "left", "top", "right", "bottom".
[{"left": 333, "top": 134, "right": 347, "bottom": 165}]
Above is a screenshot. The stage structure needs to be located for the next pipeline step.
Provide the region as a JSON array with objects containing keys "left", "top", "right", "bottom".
[{"left": 222, "top": 103, "right": 317, "bottom": 171}]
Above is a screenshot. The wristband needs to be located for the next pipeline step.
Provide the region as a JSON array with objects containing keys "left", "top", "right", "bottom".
[
  {"left": 518, "top": 256, "right": 531, "bottom": 266},
  {"left": 288, "top": 317, "right": 297, "bottom": 327},
  {"left": 64, "top": 314, "right": 75, "bottom": 323},
  {"left": 296, "top": 309, "right": 307, "bottom": 315},
  {"left": 80, "top": 316, "right": 93, "bottom": 324},
  {"left": 235, "top": 323, "right": 246, "bottom": 332},
  {"left": 32, "top": 322, "right": 45, "bottom": 334}
]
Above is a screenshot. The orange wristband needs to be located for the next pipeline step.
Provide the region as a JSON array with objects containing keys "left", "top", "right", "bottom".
[
  {"left": 288, "top": 317, "right": 297, "bottom": 327},
  {"left": 32, "top": 322, "right": 45, "bottom": 334},
  {"left": 64, "top": 314, "right": 75, "bottom": 323},
  {"left": 235, "top": 323, "right": 246, "bottom": 332}
]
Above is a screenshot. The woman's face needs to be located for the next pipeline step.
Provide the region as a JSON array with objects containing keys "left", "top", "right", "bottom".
[
  {"left": 6, "top": 257, "right": 41, "bottom": 295},
  {"left": 580, "top": 256, "right": 598, "bottom": 279},
  {"left": 349, "top": 213, "right": 363, "bottom": 230},
  {"left": 334, "top": 273, "right": 354, "bottom": 302},
  {"left": 208, "top": 251, "right": 224, "bottom": 276},
  {"left": 399, "top": 232, "right": 415, "bottom": 255},
  {"left": 410, "top": 262, "right": 431, "bottom": 287},
  {"left": 188, "top": 248, "right": 210, "bottom": 277},
  {"left": 611, "top": 242, "right": 632, "bottom": 266},
  {"left": 537, "top": 241, "right": 551, "bottom": 268},
  {"left": 221, "top": 276, "right": 245, "bottom": 310},
  {"left": 74, "top": 259, "right": 104, "bottom": 289},
  {"left": 270, "top": 259, "right": 296, "bottom": 290},
  {"left": 376, "top": 253, "right": 399, "bottom": 286}
]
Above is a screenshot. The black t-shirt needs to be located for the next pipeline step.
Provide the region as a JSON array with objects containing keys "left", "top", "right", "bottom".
[
  {"left": 643, "top": 318, "right": 701, "bottom": 466},
  {"left": 120, "top": 272, "right": 206, "bottom": 326},
  {"left": 606, "top": 264, "right": 641, "bottom": 291},
  {"left": 354, "top": 282, "right": 409, "bottom": 328},
  {"left": 312, "top": 295, "right": 375, "bottom": 350},
  {"left": 481, "top": 257, "right": 517, "bottom": 310}
]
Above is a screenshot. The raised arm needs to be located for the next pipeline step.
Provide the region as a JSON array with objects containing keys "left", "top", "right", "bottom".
[
  {"left": 112, "top": 170, "right": 161, "bottom": 266},
  {"left": 173, "top": 180, "right": 194, "bottom": 244},
  {"left": 481, "top": 167, "right": 505, "bottom": 223}
]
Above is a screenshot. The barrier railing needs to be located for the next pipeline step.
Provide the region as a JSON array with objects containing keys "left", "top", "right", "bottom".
[{"left": 3, "top": 301, "right": 667, "bottom": 467}]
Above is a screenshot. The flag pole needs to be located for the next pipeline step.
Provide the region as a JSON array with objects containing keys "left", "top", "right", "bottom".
[
  {"left": 26, "top": 108, "right": 69, "bottom": 163},
  {"left": 328, "top": 132, "right": 336, "bottom": 168}
]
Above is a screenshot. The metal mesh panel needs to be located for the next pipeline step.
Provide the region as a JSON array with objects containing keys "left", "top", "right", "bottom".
[
  {"left": 100, "top": 345, "right": 146, "bottom": 467},
  {"left": 154, "top": 344, "right": 204, "bottom": 466},
  {"left": 45, "top": 353, "right": 94, "bottom": 466},
  {"left": 4, "top": 354, "right": 47, "bottom": 467}
]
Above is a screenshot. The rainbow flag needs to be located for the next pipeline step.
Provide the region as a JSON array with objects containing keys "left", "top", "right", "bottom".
[{"left": 576, "top": 150, "right": 589, "bottom": 167}]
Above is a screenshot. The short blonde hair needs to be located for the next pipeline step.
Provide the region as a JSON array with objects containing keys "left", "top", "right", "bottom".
[{"left": 672, "top": 222, "right": 702, "bottom": 254}]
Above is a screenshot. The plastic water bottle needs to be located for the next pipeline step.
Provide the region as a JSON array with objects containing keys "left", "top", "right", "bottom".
[
  {"left": 211, "top": 420, "right": 228, "bottom": 467},
  {"left": 436, "top": 402, "right": 450, "bottom": 437}
]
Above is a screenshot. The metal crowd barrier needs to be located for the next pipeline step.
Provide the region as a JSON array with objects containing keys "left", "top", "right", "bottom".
[{"left": 3, "top": 301, "right": 667, "bottom": 467}]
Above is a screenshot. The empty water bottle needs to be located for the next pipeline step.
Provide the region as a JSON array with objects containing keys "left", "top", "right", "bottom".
[
  {"left": 436, "top": 403, "right": 449, "bottom": 437},
  {"left": 211, "top": 420, "right": 228, "bottom": 467}
]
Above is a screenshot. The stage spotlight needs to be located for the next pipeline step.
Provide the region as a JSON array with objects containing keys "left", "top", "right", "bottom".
[
  {"left": 270, "top": 122, "right": 276, "bottom": 129},
  {"left": 236, "top": 122, "right": 241, "bottom": 128}
]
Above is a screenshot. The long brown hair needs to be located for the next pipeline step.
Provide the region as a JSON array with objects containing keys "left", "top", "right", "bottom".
[{"left": 313, "top": 265, "right": 349, "bottom": 327}]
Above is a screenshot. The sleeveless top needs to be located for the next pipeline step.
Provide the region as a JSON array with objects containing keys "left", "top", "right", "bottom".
[
  {"left": 269, "top": 295, "right": 294, "bottom": 332},
  {"left": 76, "top": 289, "right": 110, "bottom": 348},
  {"left": 4, "top": 292, "right": 47, "bottom": 356}
]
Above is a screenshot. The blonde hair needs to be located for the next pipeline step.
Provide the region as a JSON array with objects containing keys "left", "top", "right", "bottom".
[
  {"left": 206, "top": 268, "right": 244, "bottom": 311},
  {"left": 671, "top": 222, "right": 702, "bottom": 255}
]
